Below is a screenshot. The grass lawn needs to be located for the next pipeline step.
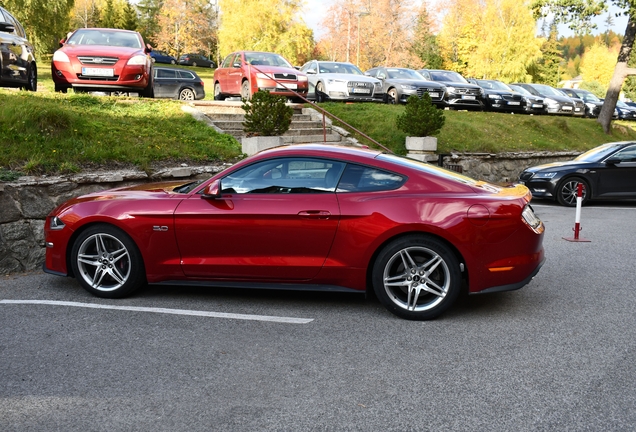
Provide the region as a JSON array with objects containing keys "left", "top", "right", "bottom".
[{"left": 2, "top": 60, "right": 636, "bottom": 177}]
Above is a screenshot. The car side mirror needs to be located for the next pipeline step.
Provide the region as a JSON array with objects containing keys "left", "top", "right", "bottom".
[
  {"left": 145, "top": 44, "right": 153, "bottom": 53},
  {"left": 605, "top": 158, "right": 622, "bottom": 165},
  {"left": 59, "top": 38, "right": 66, "bottom": 47},
  {"left": 306, "top": 69, "right": 316, "bottom": 74},
  {"left": 233, "top": 62, "right": 241, "bottom": 68},
  {"left": 201, "top": 180, "right": 221, "bottom": 199},
  {"left": 0, "top": 22, "right": 15, "bottom": 33}
]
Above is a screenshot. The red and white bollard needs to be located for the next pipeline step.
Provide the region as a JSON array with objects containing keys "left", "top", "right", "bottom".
[{"left": 563, "top": 183, "right": 591, "bottom": 242}]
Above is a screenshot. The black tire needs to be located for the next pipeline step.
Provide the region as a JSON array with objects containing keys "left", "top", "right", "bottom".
[
  {"left": 372, "top": 235, "right": 462, "bottom": 320},
  {"left": 141, "top": 74, "right": 154, "bottom": 98},
  {"left": 54, "top": 83, "right": 68, "bottom": 93},
  {"left": 241, "top": 80, "right": 251, "bottom": 100},
  {"left": 24, "top": 63, "right": 37, "bottom": 91},
  {"left": 214, "top": 82, "right": 225, "bottom": 100},
  {"left": 386, "top": 87, "right": 398, "bottom": 104},
  {"left": 71, "top": 224, "right": 146, "bottom": 298},
  {"left": 316, "top": 82, "right": 326, "bottom": 102},
  {"left": 179, "top": 88, "right": 195, "bottom": 100},
  {"left": 557, "top": 176, "right": 590, "bottom": 207}
]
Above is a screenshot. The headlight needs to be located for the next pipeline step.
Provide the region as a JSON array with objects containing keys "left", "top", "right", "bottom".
[
  {"left": 488, "top": 94, "right": 502, "bottom": 99},
  {"left": 374, "top": 82, "right": 382, "bottom": 90},
  {"left": 521, "top": 205, "right": 544, "bottom": 234},
  {"left": 127, "top": 55, "right": 147, "bottom": 65},
  {"left": 53, "top": 51, "right": 70, "bottom": 63},
  {"left": 446, "top": 86, "right": 456, "bottom": 93},
  {"left": 298, "top": 75, "right": 308, "bottom": 82},
  {"left": 256, "top": 72, "right": 272, "bottom": 79},
  {"left": 400, "top": 84, "right": 417, "bottom": 90},
  {"left": 533, "top": 172, "right": 557, "bottom": 179},
  {"left": 545, "top": 98, "right": 558, "bottom": 106},
  {"left": 479, "top": 88, "right": 485, "bottom": 96},
  {"left": 49, "top": 216, "right": 65, "bottom": 230},
  {"left": 585, "top": 102, "right": 595, "bottom": 109}
]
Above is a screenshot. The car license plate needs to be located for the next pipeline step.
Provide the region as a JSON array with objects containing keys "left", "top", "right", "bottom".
[
  {"left": 352, "top": 88, "right": 370, "bottom": 94},
  {"left": 462, "top": 95, "right": 476, "bottom": 100},
  {"left": 508, "top": 101, "right": 521, "bottom": 105},
  {"left": 532, "top": 104, "right": 543, "bottom": 108},
  {"left": 278, "top": 83, "right": 297, "bottom": 89},
  {"left": 575, "top": 107, "right": 581, "bottom": 111},
  {"left": 429, "top": 92, "right": 440, "bottom": 98},
  {"left": 82, "top": 67, "right": 114, "bottom": 77},
  {"left": 562, "top": 106, "right": 572, "bottom": 111}
]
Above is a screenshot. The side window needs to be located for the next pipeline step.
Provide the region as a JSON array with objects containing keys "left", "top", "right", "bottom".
[
  {"left": 156, "top": 69, "right": 177, "bottom": 79},
  {"left": 377, "top": 70, "right": 387, "bottom": 80},
  {"left": 178, "top": 70, "right": 195, "bottom": 79},
  {"left": 220, "top": 158, "right": 346, "bottom": 194},
  {"left": 337, "top": 164, "right": 405, "bottom": 192},
  {"left": 612, "top": 146, "right": 636, "bottom": 162},
  {"left": 221, "top": 54, "right": 234, "bottom": 68}
]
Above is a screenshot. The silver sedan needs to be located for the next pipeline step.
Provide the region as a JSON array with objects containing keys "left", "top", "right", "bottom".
[{"left": 299, "top": 60, "right": 383, "bottom": 102}]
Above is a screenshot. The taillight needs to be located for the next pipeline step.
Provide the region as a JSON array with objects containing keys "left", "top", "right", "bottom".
[{"left": 521, "top": 205, "right": 544, "bottom": 234}]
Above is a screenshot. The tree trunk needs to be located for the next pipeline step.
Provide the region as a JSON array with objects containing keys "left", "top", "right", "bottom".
[{"left": 598, "top": 15, "right": 636, "bottom": 134}]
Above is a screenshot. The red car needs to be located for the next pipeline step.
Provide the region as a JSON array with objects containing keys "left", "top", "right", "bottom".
[
  {"left": 43, "top": 145, "right": 545, "bottom": 320},
  {"left": 51, "top": 28, "right": 153, "bottom": 96},
  {"left": 213, "top": 51, "right": 308, "bottom": 101}
]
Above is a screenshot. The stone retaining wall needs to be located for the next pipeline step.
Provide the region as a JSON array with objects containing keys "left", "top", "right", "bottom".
[{"left": 0, "top": 151, "right": 580, "bottom": 275}]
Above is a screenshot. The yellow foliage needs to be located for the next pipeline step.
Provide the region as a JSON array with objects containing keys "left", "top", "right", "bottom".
[{"left": 580, "top": 42, "right": 618, "bottom": 87}]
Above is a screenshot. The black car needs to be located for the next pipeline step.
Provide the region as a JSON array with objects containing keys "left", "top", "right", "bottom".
[
  {"left": 511, "top": 83, "right": 575, "bottom": 115},
  {"left": 468, "top": 79, "right": 525, "bottom": 113},
  {"left": 178, "top": 53, "right": 215, "bottom": 68},
  {"left": 560, "top": 88, "right": 604, "bottom": 117},
  {"left": 0, "top": 6, "right": 36, "bottom": 91},
  {"left": 555, "top": 88, "right": 585, "bottom": 116},
  {"left": 518, "top": 142, "right": 636, "bottom": 206},
  {"left": 508, "top": 84, "right": 546, "bottom": 114},
  {"left": 418, "top": 69, "right": 484, "bottom": 110},
  {"left": 615, "top": 100, "right": 636, "bottom": 120},
  {"left": 153, "top": 67, "right": 205, "bottom": 100},
  {"left": 365, "top": 67, "right": 445, "bottom": 106}
]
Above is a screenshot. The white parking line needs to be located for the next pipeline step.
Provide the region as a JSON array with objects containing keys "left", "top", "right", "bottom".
[{"left": 0, "top": 300, "right": 314, "bottom": 324}]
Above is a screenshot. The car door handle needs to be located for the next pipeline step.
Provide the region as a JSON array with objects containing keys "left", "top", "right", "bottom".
[{"left": 298, "top": 210, "right": 332, "bottom": 219}]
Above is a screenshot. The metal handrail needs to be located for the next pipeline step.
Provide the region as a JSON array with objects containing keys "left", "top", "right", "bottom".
[{"left": 246, "top": 64, "right": 394, "bottom": 154}]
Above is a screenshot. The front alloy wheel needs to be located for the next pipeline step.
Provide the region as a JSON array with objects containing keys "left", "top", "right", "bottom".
[
  {"left": 179, "top": 88, "right": 196, "bottom": 100},
  {"left": 372, "top": 236, "right": 461, "bottom": 320},
  {"left": 241, "top": 81, "right": 251, "bottom": 100},
  {"left": 71, "top": 224, "right": 145, "bottom": 298},
  {"left": 557, "top": 177, "right": 589, "bottom": 207}
]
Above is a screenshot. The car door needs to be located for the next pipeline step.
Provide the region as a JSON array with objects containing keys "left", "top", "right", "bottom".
[
  {"left": 153, "top": 68, "right": 178, "bottom": 98},
  {"left": 228, "top": 53, "right": 244, "bottom": 94},
  {"left": 596, "top": 145, "right": 636, "bottom": 197},
  {"left": 174, "top": 157, "right": 344, "bottom": 280},
  {"left": 301, "top": 61, "right": 318, "bottom": 98},
  {"left": 0, "top": 9, "right": 21, "bottom": 85}
]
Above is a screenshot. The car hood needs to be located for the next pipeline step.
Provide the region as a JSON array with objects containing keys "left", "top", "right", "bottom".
[
  {"left": 432, "top": 81, "right": 480, "bottom": 90},
  {"left": 319, "top": 73, "right": 379, "bottom": 83},
  {"left": 58, "top": 44, "right": 145, "bottom": 58},
  {"left": 524, "top": 160, "right": 587, "bottom": 173},
  {"left": 539, "top": 94, "right": 573, "bottom": 103},
  {"left": 251, "top": 65, "right": 305, "bottom": 76}
]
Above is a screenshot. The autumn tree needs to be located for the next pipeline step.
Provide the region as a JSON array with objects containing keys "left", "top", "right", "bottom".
[
  {"left": 532, "top": 0, "right": 636, "bottom": 133},
  {"left": 467, "top": 0, "right": 543, "bottom": 81},
  {"left": 136, "top": 0, "right": 164, "bottom": 46},
  {"left": 411, "top": 4, "right": 443, "bottom": 69},
  {"left": 529, "top": 24, "right": 563, "bottom": 85},
  {"left": 218, "top": 0, "right": 314, "bottom": 65},
  {"left": 120, "top": 0, "right": 138, "bottom": 30},
  {"left": 70, "top": 0, "right": 102, "bottom": 29},
  {"left": 437, "top": 0, "right": 481, "bottom": 74},
  {"left": 0, "top": 0, "right": 74, "bottom": 54},
  {"left": 580, "top": 41, "right": 619, "bottom": 86},
  {"left": 100, "top": 0, "right": 117, "bottom": 28},
  {"left": 155, "top": 0, "right": 210, "bottom": 59}
]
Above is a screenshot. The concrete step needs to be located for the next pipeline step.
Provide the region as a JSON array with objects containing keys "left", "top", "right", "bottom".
[
  {"left": 203, "top": 113, "right": 313, "bottom": 122},
  {"left": 283, "top": 134, "right": 342, "bottom": 144},
  {"left": 212, "top": 120, "right": 326, "bottom": 131},
  {"left": 226, "top": 127, "right": 335, "bottom": 138}
]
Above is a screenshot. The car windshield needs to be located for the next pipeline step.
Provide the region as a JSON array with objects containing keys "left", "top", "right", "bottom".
[
  {"left": 67, "top": 29, "right": 141, "bottom": 48},
  {"left": 577, "top": 92, "right": 601, "bottom": 102},
  {"left": 378, "top": 154, "right": 479, "bottom": 186},
  {"left": 616, "top": 100, "right": 630, "bottom": 108},
  {"left": 532, "top": 84, "right": 562, "bottom": 96},
  {"left": 318, "top": 62, "right": 364, "bottom": 75},
  {"left": 244, "top": 52, "right": 293, "bottom": 68},
  {"left": 429, "top": 71, "right": 468, "bottom": 83},
  {"left": 477, "top": 80, "right": 512, "bottom": 91},
  {"left": 575, "top": 143, "right": 627, "bottom": 162},
  {"left": 509, "top": 85, "right": 531, "bottom": 96},
  {"left": 386, "top": 68, "right": 425, "bottom": 80}
]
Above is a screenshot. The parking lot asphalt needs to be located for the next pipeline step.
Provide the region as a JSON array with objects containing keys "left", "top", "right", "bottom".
[{"left": 1, "top": 201, "right": 635, "bottom": 431}]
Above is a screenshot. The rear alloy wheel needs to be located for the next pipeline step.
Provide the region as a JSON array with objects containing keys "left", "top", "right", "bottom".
[
  {"left": 372, "top": 235, "right": 462, "bottom": 320},
  {"left": 241, "top": 80, "right": 251, "bottom": 100},
  {"left": 386, "top": 88, "right": 398, "bottom": 104},
  {"left": 214, "top": 82, "right": 225, "bottom": 100},
  {"left": 557, "top": 176, "right": 589, "bottom": 207},
  {"left": 71, "top": 224, "right": 146, "bottom": 298},
  {"left": 179, "top": 88, "right": 196, "bottom": 100},
  {"left": 170, "top": 59, "right": 176, "bottom": 65},
  {"left": 192, "top": 62, "right": 197, "bottom": 67}
]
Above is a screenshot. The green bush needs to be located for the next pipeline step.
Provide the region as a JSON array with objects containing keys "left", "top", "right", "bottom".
[
  {"left": 396, "top": 94, "right": 445, "bottom": 137},
  {"left": 242, "top": 90, "right": 293, "bottom": 137}
]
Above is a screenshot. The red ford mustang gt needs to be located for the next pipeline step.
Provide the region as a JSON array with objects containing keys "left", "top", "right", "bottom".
[{"left": 44, "top": 145, "right": 545, "bottom": 320}]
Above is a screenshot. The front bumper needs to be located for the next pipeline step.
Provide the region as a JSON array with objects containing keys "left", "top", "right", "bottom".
[{"left": 52, "top": 61, "right": 150, "bottom": 91}]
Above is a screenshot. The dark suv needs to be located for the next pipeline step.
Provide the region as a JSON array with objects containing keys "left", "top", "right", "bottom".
[
  {"left": 468, "top": 79, "right": 525, "bottom": 113},
  {"left": 418, "top": 69, "right": 484, "bottom": 110},
  {"left": 0, "top": 6, "right": 37, "bottom": 91}
]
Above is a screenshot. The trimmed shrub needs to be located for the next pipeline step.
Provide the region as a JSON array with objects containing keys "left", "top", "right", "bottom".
[
  {"left": 396, "top": 94, "right": 445, "bottom": 137},
  {"left": 242, "top": 90, "right": 293, "bottom": 137}
]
